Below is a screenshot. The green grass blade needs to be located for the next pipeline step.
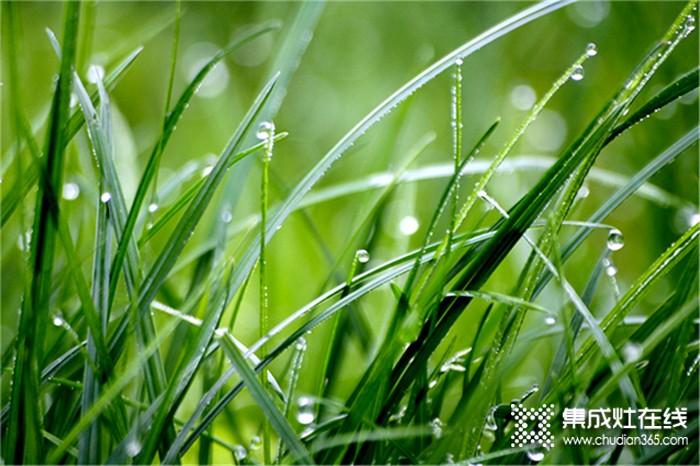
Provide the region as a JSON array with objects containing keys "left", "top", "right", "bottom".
[
  {"left": 219, "top": 0, "right": 576, "bottom": 328},
  {"left": 46, "top": 318, "right": 180, "bottom": 463},
  {"left": 1, "top": 46, "right": 142, "bottom": 227},
  {"left": 5, "top": 4, "right": 80, "bottom": 462},
  {"left": 219, "top": 333, "right": 315, "bottom": 465},
  {"left": 108, "top": 22, "right": 279, "bottom": 309}
]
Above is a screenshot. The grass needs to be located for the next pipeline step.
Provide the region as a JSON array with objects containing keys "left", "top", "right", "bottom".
[{"left": 1, "top": 1, "right": 698, "bottom": 465}]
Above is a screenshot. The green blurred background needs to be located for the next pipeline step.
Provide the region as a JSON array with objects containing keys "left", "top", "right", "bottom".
[{"left": 2, "top": 1, "right": 698, "bottom": 459}]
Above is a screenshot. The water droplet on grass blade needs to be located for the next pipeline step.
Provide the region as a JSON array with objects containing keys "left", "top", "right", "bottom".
[
  {"left": 586, "top": 43, "right": 598, "bottom": 56},
  {"left": 399, "top": 215, "right": 419, "bottom": 236},
  {"left": 296, "top": 396, "right": 315, "bottom": 425},
  {"left": 100, "top": 192, "right": 112, "bottom": 203},
  {"left": 52, "top": 312, "right": 64, "bottom": 327},
  {"left": 571, "top": 65, "right": 585, "bottom": 81},
  {"left": 125, "top": 438, "right": 142, "bottom": 457},
  {"left": 249, "top": 435, "right": 261, "bottom": 450},
  {"left": 87, "top": 65, "right": 105, "bottom": 84},
  {"left": 148, "top": 203, "right": 159, "bottom": 213},
  {"left": 221, "top": 210, "right": 233, "bottom": 223},
  {"left": 430, "top": 418, "right": 444, "bottom": 438},
  {"left": 607, "top": 229, "right": 624, "bottom": 251},
  {"left": 544, "top": 316, "right": 556, "bottom": 325},
  {"left": 233, "top": 445, "right": 247, "bottom": 461},
  {"left": 256, "top": 121, "right": 275, "bottom": 141},
  {"left": 682, "top": 15, "right": 696, "bottom": 38},
  {"left": 527, "top": 449, "right": 545, "bottom": 462},
  {"left": 623, "top": 342, "right": 643, "bottom": 363},
  {"left": 356, "top": 249, "right": 370, "bottom": 263},
  {"left": 295, "top": 337, "right": 307, "bottom": 351},
  {"left": 62, "top": 182, "right": 80, "bottom": 200}
]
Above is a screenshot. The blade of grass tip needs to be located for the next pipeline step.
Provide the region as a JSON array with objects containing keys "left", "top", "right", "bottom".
[
  {"left": 448, "top": 59, "right": 463, "bottom": 254},
  {"left": 221, "top": 0, "right": 576, "bottom": 329},
  {"left": 1, "top": 46, "right": 143, "bottom": 227},
  {"left": 218, "top": 333, "right": 315, "bottom": 465},
  {"left": 5, "top": 4, "right": 79, "bottom": 463}
]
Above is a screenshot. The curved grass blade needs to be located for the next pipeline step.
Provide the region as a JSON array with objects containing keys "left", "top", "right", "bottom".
[{"left": 219, "top": 333, "right": 315, "bottom": 465}]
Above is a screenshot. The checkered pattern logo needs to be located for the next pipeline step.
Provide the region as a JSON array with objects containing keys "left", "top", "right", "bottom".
[{"left": 511, "top": 403, "right": 555, "bottom": 450}]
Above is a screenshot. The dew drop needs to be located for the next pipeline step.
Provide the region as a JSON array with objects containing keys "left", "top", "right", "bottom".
[
  {"left": 256, "top": 121, "right": 275, "bottom": 141},
  {"left": 52, "top": 312, "right": 64, "bottom": 327},
  {"left": 201, "top": 166, "right": 214, "bottom": 177},
  {"left": 606, "top": 229, "right": 624, "bottom": 251},
  {"left": 485, "top": 407, "right": 497, "bottom": 431},
  {"left": 100, "top": 192, "right": 112, "bottom": 203},
  {"left": 576, "top": 185, "right": 590, "bottom": 199},
  {"left": 296, "top": 396, "right": 315, "bottom": 425},
  {"left": 455, "top": 57, "right": 463, "bottom": 66},
  {"left": 87, "top": 65, "right": 105, "bottom": 84},
  {"left": 125, "top": 438, "right": 142, "bottom": 457},
  {"left": 605, "top": 263, "right": 618, "bottom": 277},
  {"left": 682, "top": 15, "right": 696, "bottom": 38},
  {"left": 571, "top": 65, "right": 585, "bottom": 81},
  {"left": 527, "top": 449, "right": 545, "bottom": 462},
  {"left": 430, "top": 418, "right": 444, "bottom": 438},
  {"left": 356, "top": 249, "right": 370, "bottom": 264},
  {"left": 586, "top": 42, "right": 598, "bottom": 56},
  {"left": 233, "top": 445, "right": 247, "bottom": 461},
  {"left": 544, "top": 316, "right": 556, "bottom": 326},
  {"left": 148, "top": 203, "right": 159, "bottom": 213},
  {"left": 399, "top": 215, "right": 419, "bottom": 236},
  {"left": 221, "top": 210, "right": 233, "bottom": 224},
  {"left": 62, "top": 182, "right": 80, "bottom": 200},
  {"left": 295, "top": 337, "right": 307, "bottom": 351},
  {"left": 622, "top": 342, "right": 643, "bottom": 363},
  {"left": 249, "top": 435, "right": 261, "bottom": 450}
]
